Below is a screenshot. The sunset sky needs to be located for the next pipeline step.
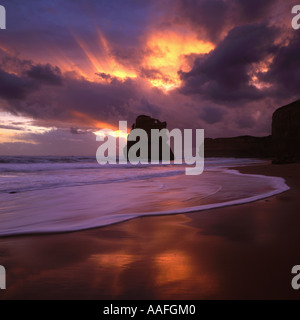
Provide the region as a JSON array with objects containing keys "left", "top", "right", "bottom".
[{"left": 0, "top": 0, "right": 299, "bottom": 155}]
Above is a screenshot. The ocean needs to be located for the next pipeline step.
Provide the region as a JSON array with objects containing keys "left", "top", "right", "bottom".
[{"left": 0, "top": 156, "right": 289, "bottom": 237}]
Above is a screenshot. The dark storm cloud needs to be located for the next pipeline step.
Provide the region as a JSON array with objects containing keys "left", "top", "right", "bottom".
[
  {"left": 174, "top": 0, "right": 277, "bottom": 44},
  {"left": 0, "top": 53, "right": 146, "bottom": 125},
  {"left": 0, "top": 69, "right": 36, "bottom": 100},
  {"left": 0, "top": 55, "right": 63, "bottom": 103},
  {"left": 59, "top": 76, "right": 139, "bottom": 121},
  {"left": 233, "top": 0, "right": 275, "bottom": 23},
  {"left": 259, "top": 34, "right": 300, "bottom": 100},
  {"left": 10, "top": 77, "right": 136, "bottom": 123},
  {"left": 177, "top": 0, "right": 230, "bottom": 42},
  {"left": 179, "top": 23, "right": 278, "bottom": 104},
  {"left": 26, "top": 64, "right": 63, "bottom": 86}
]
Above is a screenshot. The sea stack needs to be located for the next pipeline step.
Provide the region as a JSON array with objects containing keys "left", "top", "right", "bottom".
[
  {"left": 272, "top": 99, "right": 300, "bottom": 164},
  {"left": 126, "top": 115, "right": 175, "bottom": 162}
]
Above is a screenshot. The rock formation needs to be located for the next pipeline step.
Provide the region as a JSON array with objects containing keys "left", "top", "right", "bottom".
[
  {"left": 272, "top": 99, "right": 300, "bottom": 163},
  {"left": 126, "top": 100, "right": 300, "bottom": 163},
  {"left": 205, "top": 99, "right": 300, "bottom": 162},
  {"left": 126, "top": 115, "right": 175, "bottom": 161}
]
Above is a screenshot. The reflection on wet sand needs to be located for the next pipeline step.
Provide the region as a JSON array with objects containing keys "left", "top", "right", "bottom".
[
  {"left": 1, "top": 164, "right": 300, "bottom": 299},
  {"left": 0, "top": 214, "right": 219, "bottom": 299}
]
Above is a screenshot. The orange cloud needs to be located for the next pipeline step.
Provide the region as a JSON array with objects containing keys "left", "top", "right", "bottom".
[
  {"left": 71, "top": 111, "right": 116, "bottom": 129},
  {"left": 1, "top": 26, "right": 214, "bottom": 94},
  {"left": 71, "top": 111, "right": 128, "bottom": 139},
  {"left": 71, "top": 29, "right": 137, "bottom": 82},
  {"left": 56, "top": 27, "right": 214, "bottom": 91},
  {"left": 143, "top": 29, "right": 215, "bottom": 90}
]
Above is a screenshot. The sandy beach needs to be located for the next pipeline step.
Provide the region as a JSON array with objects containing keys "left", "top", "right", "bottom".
[{"left": 0, "top": 162, "right": 300, "bottom": 300}]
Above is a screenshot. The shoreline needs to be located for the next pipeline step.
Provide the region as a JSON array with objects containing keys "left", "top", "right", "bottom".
[
  {"left": 0, "top": 162, "right": 300, "bottom": 299},
  {"left": 0, "top": 160, "right": 289, "bottom": 238}
]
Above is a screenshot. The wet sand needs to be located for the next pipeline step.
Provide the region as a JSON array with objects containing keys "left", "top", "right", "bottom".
[{"left": 0, "top": 163, "right": 300, "bottom": 299}]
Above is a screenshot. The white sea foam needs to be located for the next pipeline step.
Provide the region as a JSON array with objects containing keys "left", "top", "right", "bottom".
[{"left": 0, "top": 157, "right": 289, "bottom": 236}]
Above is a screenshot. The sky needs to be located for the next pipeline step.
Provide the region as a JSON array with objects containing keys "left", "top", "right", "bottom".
[{"left": 0, "top": 0, "right": 299, "bottom": 155}]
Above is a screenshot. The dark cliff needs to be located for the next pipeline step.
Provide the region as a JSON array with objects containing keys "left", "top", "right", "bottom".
[
  {"left": 272, "top": 100, "right": 300, "bottom": 163},
  {"left": 205, "top": 99, "right": 300, "bottom": 162},
  {"left": 205, "top": 135, "right": 272, "bottom": 158}
]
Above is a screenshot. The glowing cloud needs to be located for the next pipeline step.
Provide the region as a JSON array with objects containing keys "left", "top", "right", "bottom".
[
  {"left": 71, "top": 30, "right": 137, "bottom": 82},
  {"left": 71, "top": 111, "right": 128, "bottom": 140},
  {"left": 143, "top": 29, "right": 215, "bottom": 90}
]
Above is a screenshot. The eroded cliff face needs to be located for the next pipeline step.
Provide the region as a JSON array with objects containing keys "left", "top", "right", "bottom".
[{"left": 272, "top": 100, "right": 300, "bottom": 163}]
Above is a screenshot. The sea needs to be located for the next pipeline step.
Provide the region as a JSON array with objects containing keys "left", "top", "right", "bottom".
[{"left": 0, "top": 156, "right": 289, "bottom": 237}]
